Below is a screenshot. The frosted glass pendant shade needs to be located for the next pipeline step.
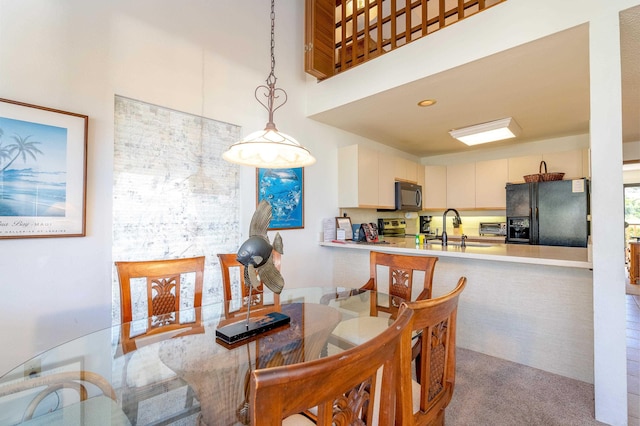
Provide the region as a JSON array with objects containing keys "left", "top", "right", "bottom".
[{"left": 222, "top": 128, "right": 316, "bottom": 169}]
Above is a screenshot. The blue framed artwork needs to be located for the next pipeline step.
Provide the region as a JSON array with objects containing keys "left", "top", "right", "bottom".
[
  {"left": 256, "top": 167, "right": 304, "bottom": 230},
  {"left": 0, "top": 98, "right": 88, "bottom": 239}
]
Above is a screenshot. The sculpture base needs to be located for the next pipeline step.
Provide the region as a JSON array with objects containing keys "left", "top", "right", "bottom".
[{"left": 215, "top": 312, "right": 290, "bottom": 345}]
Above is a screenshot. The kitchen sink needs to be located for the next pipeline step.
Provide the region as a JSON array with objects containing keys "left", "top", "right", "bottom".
[{"left": 426, "top": 241, "right": 493, "bottom": 248}]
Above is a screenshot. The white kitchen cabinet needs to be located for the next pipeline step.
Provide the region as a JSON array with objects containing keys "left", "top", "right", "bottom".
[
  {"left": 446, "top": 163, "right": 476, "bottom": 209},
  {"left": 424, "top": 165, "right": 446, "bottom": 209},
  {"left": 475, "top": 158, "right": 508, "bottom": 208},
  {"left": 543, "top": 150, "right": 585, "bottom": 179},
  {"left": 338, "top": 145, "right": 379, "bottom": 208},
  {"left": 508, "top": 150, "right": 587, "bottom": 183},
  {"left": 378, "top": 159, "right": 396, "bottom": 209},
  {"left": 394, "top": 157, "right": 417, "bottom": 182},
  {"left": 508, "top": 154, "right": 543, "bottom": 183}
]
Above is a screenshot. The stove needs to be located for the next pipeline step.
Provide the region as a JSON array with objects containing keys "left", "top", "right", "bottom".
[{"left": 378, "top": 218, "right": 406, "bottom": 236}]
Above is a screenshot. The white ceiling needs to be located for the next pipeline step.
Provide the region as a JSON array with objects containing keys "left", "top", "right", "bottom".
[{"left": 309, "top": 7, "right": 640, "bottom": 158}]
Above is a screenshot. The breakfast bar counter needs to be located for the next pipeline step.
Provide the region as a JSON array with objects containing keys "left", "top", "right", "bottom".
[
  {"left": 320, "top": 237, "right": 592, "bottom": 269},
  {"left": 320, "top": 237, "right": 594, "bottom": 385}
]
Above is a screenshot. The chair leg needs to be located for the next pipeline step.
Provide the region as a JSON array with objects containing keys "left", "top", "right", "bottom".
[
  {"left": 122, "top": 391, "right": 139, "bottom": 425},
  {"left": 185, "top": 386, "right": 196, "bottom": 408}
]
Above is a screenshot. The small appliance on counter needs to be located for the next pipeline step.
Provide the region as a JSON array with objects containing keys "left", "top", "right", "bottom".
[
  {"left": 377, "top": 218, "right": 406, "bottom": 237},
  {"left": 479, "top": 222, "right": 506, "bottom": 236},
  {"left": 419, "top": 215, "right": 432, "bottom": 233}
]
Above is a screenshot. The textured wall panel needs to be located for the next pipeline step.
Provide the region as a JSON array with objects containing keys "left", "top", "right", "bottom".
[{"left": 113, "top": 96, "right": 240, "bottom": 323}]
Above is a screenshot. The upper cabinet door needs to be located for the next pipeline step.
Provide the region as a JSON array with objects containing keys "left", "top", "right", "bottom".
[
  {"left": 508, "top": 154, "right": 543, "bottom": 183},
  {"left": 542, "top": 150, "right": 585, "bottom": 180},
  {"left": 476, "top": 159, "right": 508, "bottom": 209},
  {"left": 305, "top": 0, "right": 335, "bottom": 80},
  {"left": 424, "top": 165, "right": 447, "bottom": 210},
  {"left": 446, "top": 163, "right": 476, "bottom": 209}
]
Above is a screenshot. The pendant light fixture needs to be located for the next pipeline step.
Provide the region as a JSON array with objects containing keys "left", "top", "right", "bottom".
[{"left": 223, "top": 0, "right": 316, "bottom": 169}]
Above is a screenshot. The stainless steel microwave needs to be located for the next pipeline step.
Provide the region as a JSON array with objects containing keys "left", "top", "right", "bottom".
[{"left": 395, "top": 181, "right": 422, "bottom": 211}]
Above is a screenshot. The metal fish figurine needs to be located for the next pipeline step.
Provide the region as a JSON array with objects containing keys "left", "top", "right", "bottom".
[{"left": 236, "top": 200, "right": 284, "bottom": 294}]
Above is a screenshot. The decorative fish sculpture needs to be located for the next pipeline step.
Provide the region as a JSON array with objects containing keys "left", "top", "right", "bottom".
[{"left": 236, "top": 200, "right": 284, "bottom": 294}]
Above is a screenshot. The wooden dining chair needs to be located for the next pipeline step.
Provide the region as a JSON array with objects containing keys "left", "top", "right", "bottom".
[
  {"left": 400, "top": 276, "right": 467, "bottom": 426},
  {"left": 329, "top": 251, "right": 438, "bottom": 349},
  {"left": 114, "top": 256, "right": 205, "bottom": 425},
  {"left": 0, "top": 371, "right": 130, "bottom": 425},
  {"left": 363, "top": 251, "right": 439, "bottom": 317},
  {"left": 249, "top": 307, "right": 415, "bottom": 426},
  {"left": 217, "top": 251, "right": 281, "bottom": 320}
]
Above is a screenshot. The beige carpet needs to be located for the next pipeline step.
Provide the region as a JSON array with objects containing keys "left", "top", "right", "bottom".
[
  {"left": 137, "top": 348, "right": 606, "bottom": 425},
  {"left": 446, "top": 348, "right": 606, "bottom": 426}
]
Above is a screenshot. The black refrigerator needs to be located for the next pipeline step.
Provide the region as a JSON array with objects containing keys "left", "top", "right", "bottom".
[{"left": 506, "top": 178, "right": 590, "bottom": 247}]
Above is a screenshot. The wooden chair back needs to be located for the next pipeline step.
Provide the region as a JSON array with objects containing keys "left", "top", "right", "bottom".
[
  {"left": 115, "top": 256, "right": 205, "bottom": 353},
  {"left": 217, "top": 251, "right": 281, "bottom": 320},
  {"left": 0, "top": 371, "right": 118, "bottom": 422},
  {"left": 363, "top": 251, "right": 438, "bottom": 318},
  {"left": 400, "top": 276, "right": 467, "bottom": 426},
  {"left": 249, "top": 307, "right": 415, "bottom": 426}
]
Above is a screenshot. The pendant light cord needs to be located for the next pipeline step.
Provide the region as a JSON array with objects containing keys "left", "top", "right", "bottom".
[
  {"left": 267, "top": 0, "right": 276, "bottom": 87},
  {"left": 255, "top": 0, "right": 287, "bottom": 131}
]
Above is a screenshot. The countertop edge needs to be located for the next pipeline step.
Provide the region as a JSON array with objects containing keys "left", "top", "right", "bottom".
[{"left": 318, "top": 241, "right": 593, "bottom": 269}]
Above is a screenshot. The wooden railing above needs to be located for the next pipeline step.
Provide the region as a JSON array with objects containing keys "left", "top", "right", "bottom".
[{"left": 305, "top": 0, "right": 506, "bottom": 80}]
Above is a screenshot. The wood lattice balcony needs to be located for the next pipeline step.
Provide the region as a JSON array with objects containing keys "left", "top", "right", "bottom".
[{"left": 305, "top": 0, "right": 506, "bottom": 80}]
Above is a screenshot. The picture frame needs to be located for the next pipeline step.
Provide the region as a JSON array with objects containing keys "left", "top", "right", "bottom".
[
  {"left": 335, "top": 216, "right": 353, "bottom": 240},
  {"left": 256, "top": 167, "right": 304, "bottom": 230},
  {"left": 0, "top": 98, "right": 88, "bottom": 239}
]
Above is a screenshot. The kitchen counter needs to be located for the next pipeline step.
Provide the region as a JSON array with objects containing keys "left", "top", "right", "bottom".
[
  {"left": 320, "top": 236, "right": 591, "bottom": 269},
  {"left": 320, "top": 235, "right": 594, "bottom": 384}
]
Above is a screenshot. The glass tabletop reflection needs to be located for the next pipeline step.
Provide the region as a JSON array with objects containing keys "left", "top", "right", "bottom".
[{"left": 0, "top": 287, "right": 396, "bottom": 426}]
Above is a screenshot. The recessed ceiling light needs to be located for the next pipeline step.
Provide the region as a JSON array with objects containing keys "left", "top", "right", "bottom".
[{"left": 417, "top": 99, "right": 437, "bottom": 107}]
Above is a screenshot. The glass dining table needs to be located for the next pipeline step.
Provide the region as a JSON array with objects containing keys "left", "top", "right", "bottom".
[{"left": 0, "top": 287, "right": 396, "bottom": 426}]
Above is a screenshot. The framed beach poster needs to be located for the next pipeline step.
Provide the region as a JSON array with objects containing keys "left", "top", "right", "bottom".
[
  {"left": 256, "top": 167, "right": 304, "bottom": 230},
  {"left": 0, "top": 98, "right": 88, "bottom": 239}
]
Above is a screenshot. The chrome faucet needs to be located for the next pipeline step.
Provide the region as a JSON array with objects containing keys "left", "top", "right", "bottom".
[{"left": 441, "top": 208, "right": 461, "bottom": 246}]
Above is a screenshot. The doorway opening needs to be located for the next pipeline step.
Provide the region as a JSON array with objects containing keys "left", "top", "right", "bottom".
[{"left": 625, "top": 184, "right": 640, "bottom": 244}]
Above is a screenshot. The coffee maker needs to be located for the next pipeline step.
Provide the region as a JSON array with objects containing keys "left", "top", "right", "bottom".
[{"left": 419, "top": 215, "right": 433, "bottom": 235}]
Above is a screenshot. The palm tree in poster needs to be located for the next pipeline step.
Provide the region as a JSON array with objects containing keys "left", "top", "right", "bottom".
[
  {"left": 0, "top": 129, "right": 12, "bottom": 165},
  {"left": 0, "top": 134, "right": 43, "bottom": 172}
]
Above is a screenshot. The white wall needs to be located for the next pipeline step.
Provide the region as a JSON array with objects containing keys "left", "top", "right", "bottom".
[{"left": 0, "top": 0, "right": 364, "bottom": 375}]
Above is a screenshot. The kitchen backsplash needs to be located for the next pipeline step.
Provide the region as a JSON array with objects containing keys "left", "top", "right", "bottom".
[{"left": 339, "top": 208, "right": 505, "bottom": 237}]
